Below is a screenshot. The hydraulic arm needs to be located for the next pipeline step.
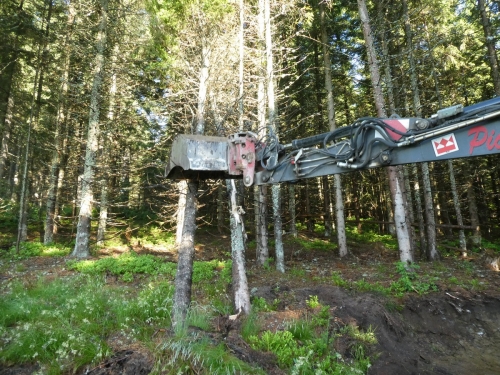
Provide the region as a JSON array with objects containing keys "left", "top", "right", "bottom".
[{"left": 165, "top": 97, "right": 500, "bottom": 186}]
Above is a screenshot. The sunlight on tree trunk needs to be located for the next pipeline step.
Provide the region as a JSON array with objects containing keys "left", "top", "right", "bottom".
[{"left": 72, "top": 0, "right": 108, "bottom": 258}]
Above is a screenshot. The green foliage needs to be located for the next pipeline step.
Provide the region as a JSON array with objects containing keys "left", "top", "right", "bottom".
[
  {"left": 0, "top": 276, "right": 174, "bottom": 373},
  {"left": 249, "top": 330, "right": 305, "bottom": 367},
  {"left": 345, "top": 227, "right": 398, "bottom": 250},
  {"left": 68, "top": 253, "right": 230, "bottom": 284},
  {"left": 263, "top": 257, "right": 274, "bottom": 271},
  {"left": 290, "top": 267, "right": 306, "bottom": 278},
  {"left": 158, "top": 333, "right": 263, "bottom": 374},
  {"left": 352, "top": 279, "right": 388, "bottom": 295},
  {"left": 306, "top": 295, "right": 321, "bottom": 309},
  {"left": 133, "top": 226, "right": 175, "bottom": 247},
  {"left": 292, "top": 237, "right": 336, "bottom": 251},
  {"left": 251, "top": 296, "right": 278, "bottom": 312},
  {"left": 331, "top": 271, "right": 350, "bottom": 288},
  {"left": 241, "top": 313, "right": 261, "bottom": 341},
  {"left": 482, "top": 240, "right": 500, "bottom": 253},
  {"left": 67, "top": 253, "right": 176, "bottom": 281},
  {"left": 248, "top": 300, "right": 375, "bottom": 374},
  {"left": 249, "top": 325, "right": 373, "bottom": 373},
  {"left": 389, "top": 262, "right": 438, "bottom": 297},
  {"left": 5, "top": 241, "right": 71, "bottom": 260}
]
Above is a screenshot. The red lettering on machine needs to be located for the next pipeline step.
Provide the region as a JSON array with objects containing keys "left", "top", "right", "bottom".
[{"left": 468, "top": 126, "right": 500, "bottom": 154}]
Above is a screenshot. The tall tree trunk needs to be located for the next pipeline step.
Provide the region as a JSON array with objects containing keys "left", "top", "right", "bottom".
[
  {"left": 288, "top": 184, "right": 297, "bottom": 237},
  {"left": 357, "top": 0, "right": 413, "bottom": 264},
  {"left": 319, "top": 1, "right": 347, "bottom": 256},
  {"left": 228, "top": 0, "right": 251, "bottom": 314},
  {"left": 16, "top": 42, "right": 45, "bottom": 250},
  {"left": 44, "top": 5, "right": 75, "bottom": 244},
  {"left": 173, "top": 180, "right": 198, "bottom": 329},
  {"left": 412, "top": 165, "right": 427, "bottom": 257},
  {"left": 265, "top": 0, "right": 284, "bottom": 272},
  {"left": 464, "top": 163, "right": 482, "bottom": 247},
  {"left": 402, "top": 0, "right": 438, "bottom": 260},
  {"left": 478, "top": 0, "right": 500, "bottom": 95},
  {"left": 72, "top": 0, "right": 108, "bottom": 258},
  {"left": 255, "top": 0, "right": 269, "bottom": 267},
  {"left": 173, "top": 40, "right": 210, "bottom": 328},
  {"left": 97, "top": 43, "right": 119, "bottom": 245},
  {"left": 424, "top": 21, "right": 467, "bottom": 254},
  {"left": 0, "top": 92, "right": 14, "bottom": 183},
  {"left": 227, "top": 180, "right": 250, "bottom": 313},
  {"left": 217, "top": 182, "right": 225, "bottom": 233},
  {"left": 0, "top": 1, "right": 24, "bottom": 184}
]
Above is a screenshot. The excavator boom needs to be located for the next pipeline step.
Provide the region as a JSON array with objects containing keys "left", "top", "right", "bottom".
[{"left": 165, "top": 97, "right": 500, "bottom": 185}]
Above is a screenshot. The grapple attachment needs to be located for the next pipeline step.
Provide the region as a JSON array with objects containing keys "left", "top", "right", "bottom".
[{"left": 165, "top": 133, "right": 257, "bottom": 186}]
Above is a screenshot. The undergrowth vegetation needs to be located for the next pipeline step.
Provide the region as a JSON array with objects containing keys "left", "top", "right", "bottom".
[
  {"left": 248, "top": 296, "right": 376, "bottom": 374},
  {"left": 0, "top": 275, "right": 173, "bottom": 374},
  {"left": 0, "top": 217, "right": 492, "bottom": 374}
]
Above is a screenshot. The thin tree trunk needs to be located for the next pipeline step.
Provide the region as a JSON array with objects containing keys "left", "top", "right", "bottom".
[
  {"left": 357, "top": 0, "right": 413, "bottom": 264},
  {"left": 72, "top": 0, "right": 108, "bottom": 258},
  {"left": 173, "top": 39, "right": 210, "bottom": 328},
  {"left": 402, "top": 0, "right": 438, "bottom": 260},
  {"left": 44, "top": 5, "right": 75, "bottom": 244},
  {"left": 217, "top": 182, "right": 225, "bottom": 233},
  {"left": 227, "top": 180, "right": 250, "bottom": 313},
  {"left": 175, "top": 181, "right": 187, "bottom": 246},
  {"left": 265, "top": 0, "right": 284, "bottom": 272},
  {"left": 288, "top": 184, "right": 297, "bottom": 237},
  {"left": 478, "top": 0, "right": 500, "bottom": 95},
  {"left": 0, "top": 93, "right": 14, "bottom": 183},
  {"left": 16, "top": 45, "right": 43, "bottom": 250},
  {"left": 412, "top": 165, "right": 427, "bottom": 257},
  {"left": 319, "top": 1, "right": 347, "bottom": 255},
  {"left": 173, "top": 180, "right": 198, "bottom": 329},
  {"left": 228, "top": 0, "right": 251, "bottom": 314},
  {"left": 254, "top": 0, "right": 269, "bottom": 266},
  {"left": 97, "top": 42, "right": 119, "bottom": 245},
  {"left": 465, "top": 163, "right": 482, "bottom": 246},
  {"left": 448, "top": 161, "right": 466, "bottom": 254}
]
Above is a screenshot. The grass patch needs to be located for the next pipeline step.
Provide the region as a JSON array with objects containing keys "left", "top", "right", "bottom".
[
  {"left": 0, "top": 275, "right": 173, "bottom": 374},
  {"left": 67, "top": 253, "right": 230, "bottom": 284},
  {"left": 331, "top": 264, "right": 439, "bottom": 298},
  {"left": 288, "top": 236, "right": 336, "bottom": 252},
  {"left": 4, "top": 241, "right": 72, "bottom": 260},
  {"left": 248, "top": 299, "right": 375, "bottom": 374},
  {"left": 346, "top": 227, "right": 398, "bottom": 250}
]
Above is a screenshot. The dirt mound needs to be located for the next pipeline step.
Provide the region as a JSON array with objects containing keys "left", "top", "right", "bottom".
[
  {"left": 252, "top": 285, "right": 500, "bottom": 375},
  {"left": 85, "top": 350, "right": 153, "bottom": 375}
]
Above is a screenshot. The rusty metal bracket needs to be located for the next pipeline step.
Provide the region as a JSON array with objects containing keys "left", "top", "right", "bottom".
[{"left": 228, "top": 133, "right": 256, "bottom": 187}]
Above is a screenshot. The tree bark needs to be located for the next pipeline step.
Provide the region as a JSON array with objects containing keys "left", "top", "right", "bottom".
[
  {"left": 227, "top": 180, "right": 250, "bottom": 314},
  {"left": 264, "top": 0, "right": 284, "bottom": 272},
  {"left": 357, "top": 0, "right": 413, "bottom": 264},
  {"left": 319, "top": 1, "right": 347, "bottom": 256},
  {"left": 173, "top": 180, "right": 198, "bottom": 329},
  {"left": 401, "top": 0, "right": 438, "bottom": 260},
  {"left": 288, "top": 184, "right": 297, "bottom": 237},
  {"left": 72, "top": 0, "right": 108, "bottom": 258},
  {"left": 173, "top": 36, "right": 210, "bottom": 328},
  {"left": 255, "top": 0, "right": 269, "bottom": 267},
  {"left": 465, "top": 163, "right": 482, "bottom": 246},
  {"left": 44, "top": 4, "right": 75, "bottom": 244},
  {"left": 478, "top": 0, "right": 500, "bottom": 95}
]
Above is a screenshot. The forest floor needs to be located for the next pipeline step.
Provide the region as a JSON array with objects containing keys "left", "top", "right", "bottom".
[{"left": 1, "top": 229, "right": 500, "bottom": 374}]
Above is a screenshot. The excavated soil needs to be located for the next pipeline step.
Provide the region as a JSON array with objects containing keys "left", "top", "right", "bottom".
[{"left": 1, "top": 232, "right": 500, "bottom": 374}]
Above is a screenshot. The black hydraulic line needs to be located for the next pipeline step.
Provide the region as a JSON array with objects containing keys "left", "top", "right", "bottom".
[{"left": 291, "top": 132, "right": 331, "bottom": 149}]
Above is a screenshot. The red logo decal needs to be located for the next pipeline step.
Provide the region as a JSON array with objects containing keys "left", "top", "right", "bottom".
[
  {"left": 432, "top": 134, "right": 458, "bottom": 156},
  {"left": 468, "top": 126, "right": 500, "bottom": 154}
]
